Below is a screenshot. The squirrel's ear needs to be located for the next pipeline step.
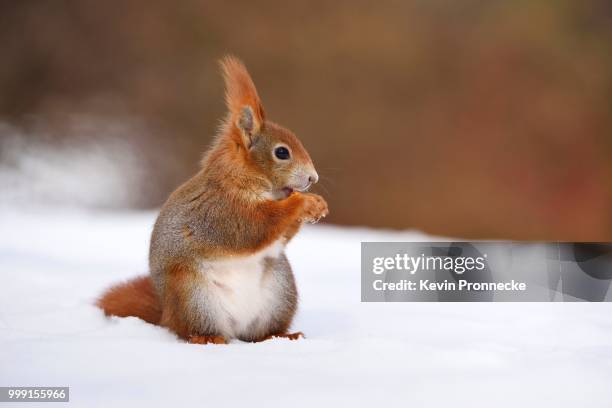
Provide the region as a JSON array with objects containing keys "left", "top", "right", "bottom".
[{"left": 220, "top": 56, "right": 265, "bottom": 148}]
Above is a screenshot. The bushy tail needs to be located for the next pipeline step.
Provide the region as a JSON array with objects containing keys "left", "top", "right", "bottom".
[{"left": 96, "top": 275, "right": 162, "bottom": 325}]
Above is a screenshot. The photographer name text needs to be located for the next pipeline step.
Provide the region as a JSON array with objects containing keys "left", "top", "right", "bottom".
[{"left": 371, "top": 253, "right": 527, "bottom": 292}]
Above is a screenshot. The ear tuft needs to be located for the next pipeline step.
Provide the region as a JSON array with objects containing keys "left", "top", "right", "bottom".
[{"left": 220, "top": 56, "right": 265, "bottom": 147}]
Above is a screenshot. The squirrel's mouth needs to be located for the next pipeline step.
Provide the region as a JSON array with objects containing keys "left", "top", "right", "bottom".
[{"left": 280, "top": 182, "right": 311, "bottom": 199}]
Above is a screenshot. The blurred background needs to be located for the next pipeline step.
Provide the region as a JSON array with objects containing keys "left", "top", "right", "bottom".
[{"left": 0, "top": 0, "right": 610, "bottom": 240}]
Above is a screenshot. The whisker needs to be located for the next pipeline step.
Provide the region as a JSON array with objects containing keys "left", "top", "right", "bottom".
[
  {"left": 319, "top": 167, "right": 341, "bottom": 173},
  {"left": 319, "top": 175, "right": 336, "bottom": 186},
  {"left": 316, "top": 182, "right": 331, "bottom": 196}
]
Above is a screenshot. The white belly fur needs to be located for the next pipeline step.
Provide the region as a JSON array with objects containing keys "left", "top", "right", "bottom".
[{"left": 196, "top": 239, "right": 286, "bottom": 338}]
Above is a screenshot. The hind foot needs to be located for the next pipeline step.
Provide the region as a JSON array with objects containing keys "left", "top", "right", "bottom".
[
  {"left": 188, "top": 335, "right": 227, "bottom": 345},
  {"left": 262, "top": 331, "right": 305, "bottom": 341}
]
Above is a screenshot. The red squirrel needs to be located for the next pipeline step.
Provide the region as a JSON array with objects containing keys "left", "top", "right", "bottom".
[{"left": 97, "top": 56, "right": 328, "bottom": 344}]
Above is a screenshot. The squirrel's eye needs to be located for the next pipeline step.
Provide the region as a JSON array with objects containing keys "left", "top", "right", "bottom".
[{"left": 274, "top": 146, "right": 290, "bottom": 160}]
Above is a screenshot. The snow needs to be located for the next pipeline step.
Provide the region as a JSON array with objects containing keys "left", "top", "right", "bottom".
[
  {"left": 1, "top": 207, "right": 611, "bottom": 408},
  {"left": 0, "top": 120, "right": 148, "bottom": 209}
]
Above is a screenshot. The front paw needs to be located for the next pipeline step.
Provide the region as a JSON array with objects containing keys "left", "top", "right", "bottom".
[{"left": 300, "top": 193, "right": 329, "bottom": 223}]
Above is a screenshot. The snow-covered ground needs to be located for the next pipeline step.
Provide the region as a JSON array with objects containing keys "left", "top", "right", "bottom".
[{"left": 1, "top": 207, "right": 611, "bottom": 407}]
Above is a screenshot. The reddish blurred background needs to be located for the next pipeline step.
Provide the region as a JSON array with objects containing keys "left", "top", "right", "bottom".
[{"left": 1, "top": 0, "right": 611, "bottom": 240}]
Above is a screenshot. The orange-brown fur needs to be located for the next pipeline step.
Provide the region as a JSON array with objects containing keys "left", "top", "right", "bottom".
[
  {"left": 97, "top": 56, "right": 328, "bottom": 344},
  {"left": 96, "top": 276, "right": 161, "bottom": 325}
]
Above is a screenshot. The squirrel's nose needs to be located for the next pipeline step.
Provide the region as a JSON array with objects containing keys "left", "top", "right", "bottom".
[{"left": 308, "top": 171, "right": 319, "bottom": 185}]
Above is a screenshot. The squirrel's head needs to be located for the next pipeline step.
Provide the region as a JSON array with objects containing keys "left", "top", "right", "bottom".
[{"left": 219, "top": 56, "right": 318, "bottom": 199}]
